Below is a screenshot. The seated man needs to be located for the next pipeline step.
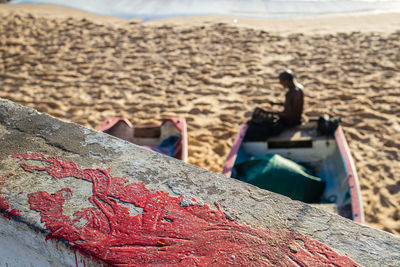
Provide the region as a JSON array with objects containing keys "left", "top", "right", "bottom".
[
  {"left": 275, "top": 70, "right": 304, "bottom": 127},
  {"left": 244, "top": 70, "right": 304, "bottom": 141}
]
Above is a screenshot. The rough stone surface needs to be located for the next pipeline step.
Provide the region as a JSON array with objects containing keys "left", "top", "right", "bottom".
[{"left": 0, "top": 98, "right": 399, "bottom": 266}]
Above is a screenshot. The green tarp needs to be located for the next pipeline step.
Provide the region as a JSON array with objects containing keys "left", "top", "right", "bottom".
[{"left": 233, "top": 154, "right": 326, "bottom": 203}]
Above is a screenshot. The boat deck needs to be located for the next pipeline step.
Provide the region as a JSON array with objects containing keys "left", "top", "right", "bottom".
[{"left": 267, "top": 121, "right": 331, "bottom": 142}]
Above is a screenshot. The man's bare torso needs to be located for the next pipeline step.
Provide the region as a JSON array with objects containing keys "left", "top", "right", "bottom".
[{"left": 281, "top": 87, "right": 303, "bottom": 127}]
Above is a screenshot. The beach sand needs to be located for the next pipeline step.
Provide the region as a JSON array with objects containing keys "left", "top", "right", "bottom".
[{"left": 0, "top": 4, "right": 399, "bottom": 235}]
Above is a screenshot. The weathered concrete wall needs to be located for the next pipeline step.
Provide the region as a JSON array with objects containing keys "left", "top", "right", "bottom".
[
  {"left": 0, "top": 98, "right": 399, "bottom": 266},
  {"left": 0, "top": 215, "right": 100, "bottom": 267}
]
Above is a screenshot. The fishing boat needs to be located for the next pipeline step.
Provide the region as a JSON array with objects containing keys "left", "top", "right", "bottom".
[
  {"left": 222, "top": 108, "right": 364, "bottom": 223},
  {"left": 99, "top": 117, "right": 188, "bottom": 162}
]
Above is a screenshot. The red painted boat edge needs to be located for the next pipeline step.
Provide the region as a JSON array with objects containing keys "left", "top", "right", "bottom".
[
  {"left": 222, "top": 123, "right": 248, "bottom": 177},
  {"left": 98, "top": 117, "right": 132, "bottom": 132},
  {"left": 334, "top": 126, "right": 364, "bottom": 223}
]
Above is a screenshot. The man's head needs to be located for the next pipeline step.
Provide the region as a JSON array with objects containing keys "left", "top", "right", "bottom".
[{"left": 279, "top": 70, "right": 294, "bottom": 87}]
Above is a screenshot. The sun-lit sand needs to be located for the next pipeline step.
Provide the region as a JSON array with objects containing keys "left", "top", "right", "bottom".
[{"left": 0, "top": 4, "right": 399, "bottom": 235}]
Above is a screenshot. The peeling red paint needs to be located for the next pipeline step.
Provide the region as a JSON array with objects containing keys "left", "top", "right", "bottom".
[
  {"left": 0, "top": 177, "right": 22, "bottom": 219},
  {"left": 74, "top": 250, "right": 78, "bottom": 267},
  {"left": 8, "top": 208, "right": 22, "bottom": 217},
  {"left": 0, "top": 178, "right": 10, "bottom": 211},
  {"left": 13, "top": 153, "right": 361, "bottom": 266}
]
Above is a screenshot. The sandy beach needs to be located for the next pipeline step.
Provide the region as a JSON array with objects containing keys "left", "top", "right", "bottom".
[{"left": 0, "top": 4, "right": 399, "bottom": 235}]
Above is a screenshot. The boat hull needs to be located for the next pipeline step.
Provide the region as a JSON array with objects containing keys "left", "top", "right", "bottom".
[
  {"left": 223, "top": 122, "right": 364, "bottom": 223},
  {"left": 99, "top": 117, "right": 188, "bottom": 162}
]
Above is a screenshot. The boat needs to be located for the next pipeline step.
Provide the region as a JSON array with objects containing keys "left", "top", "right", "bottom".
[
  {"left": 99, "top": 117, "right": 188, "bottom": 162},
  {"left": 222, "top": 108, "right": 364, "bottom": 223}
]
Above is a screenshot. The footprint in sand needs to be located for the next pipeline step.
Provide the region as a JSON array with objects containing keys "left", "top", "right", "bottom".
[{"left": 213, "top": 143, "right": 227, "bottom": 157}]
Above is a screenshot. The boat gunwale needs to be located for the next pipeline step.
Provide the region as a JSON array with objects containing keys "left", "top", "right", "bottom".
[{"left": 334, "top": 126, "right": 364, "bottom": 223}]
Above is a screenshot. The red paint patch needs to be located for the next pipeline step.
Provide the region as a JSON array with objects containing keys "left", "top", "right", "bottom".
[
  {"left": 0, "top": 177, "right": 22, "bottom": 219},
  {"left": 13, "top": 153, "right": 361, "bottom": 266}
]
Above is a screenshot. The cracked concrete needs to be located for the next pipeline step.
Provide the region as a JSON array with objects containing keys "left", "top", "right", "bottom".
[{"left": 0, "top": 98, "right": 400, "bottom": 266}]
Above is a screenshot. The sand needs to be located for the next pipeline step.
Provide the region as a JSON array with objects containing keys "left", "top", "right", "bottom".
[{"left": 0, "top": 4, "right": 399, "bottom": 235}]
